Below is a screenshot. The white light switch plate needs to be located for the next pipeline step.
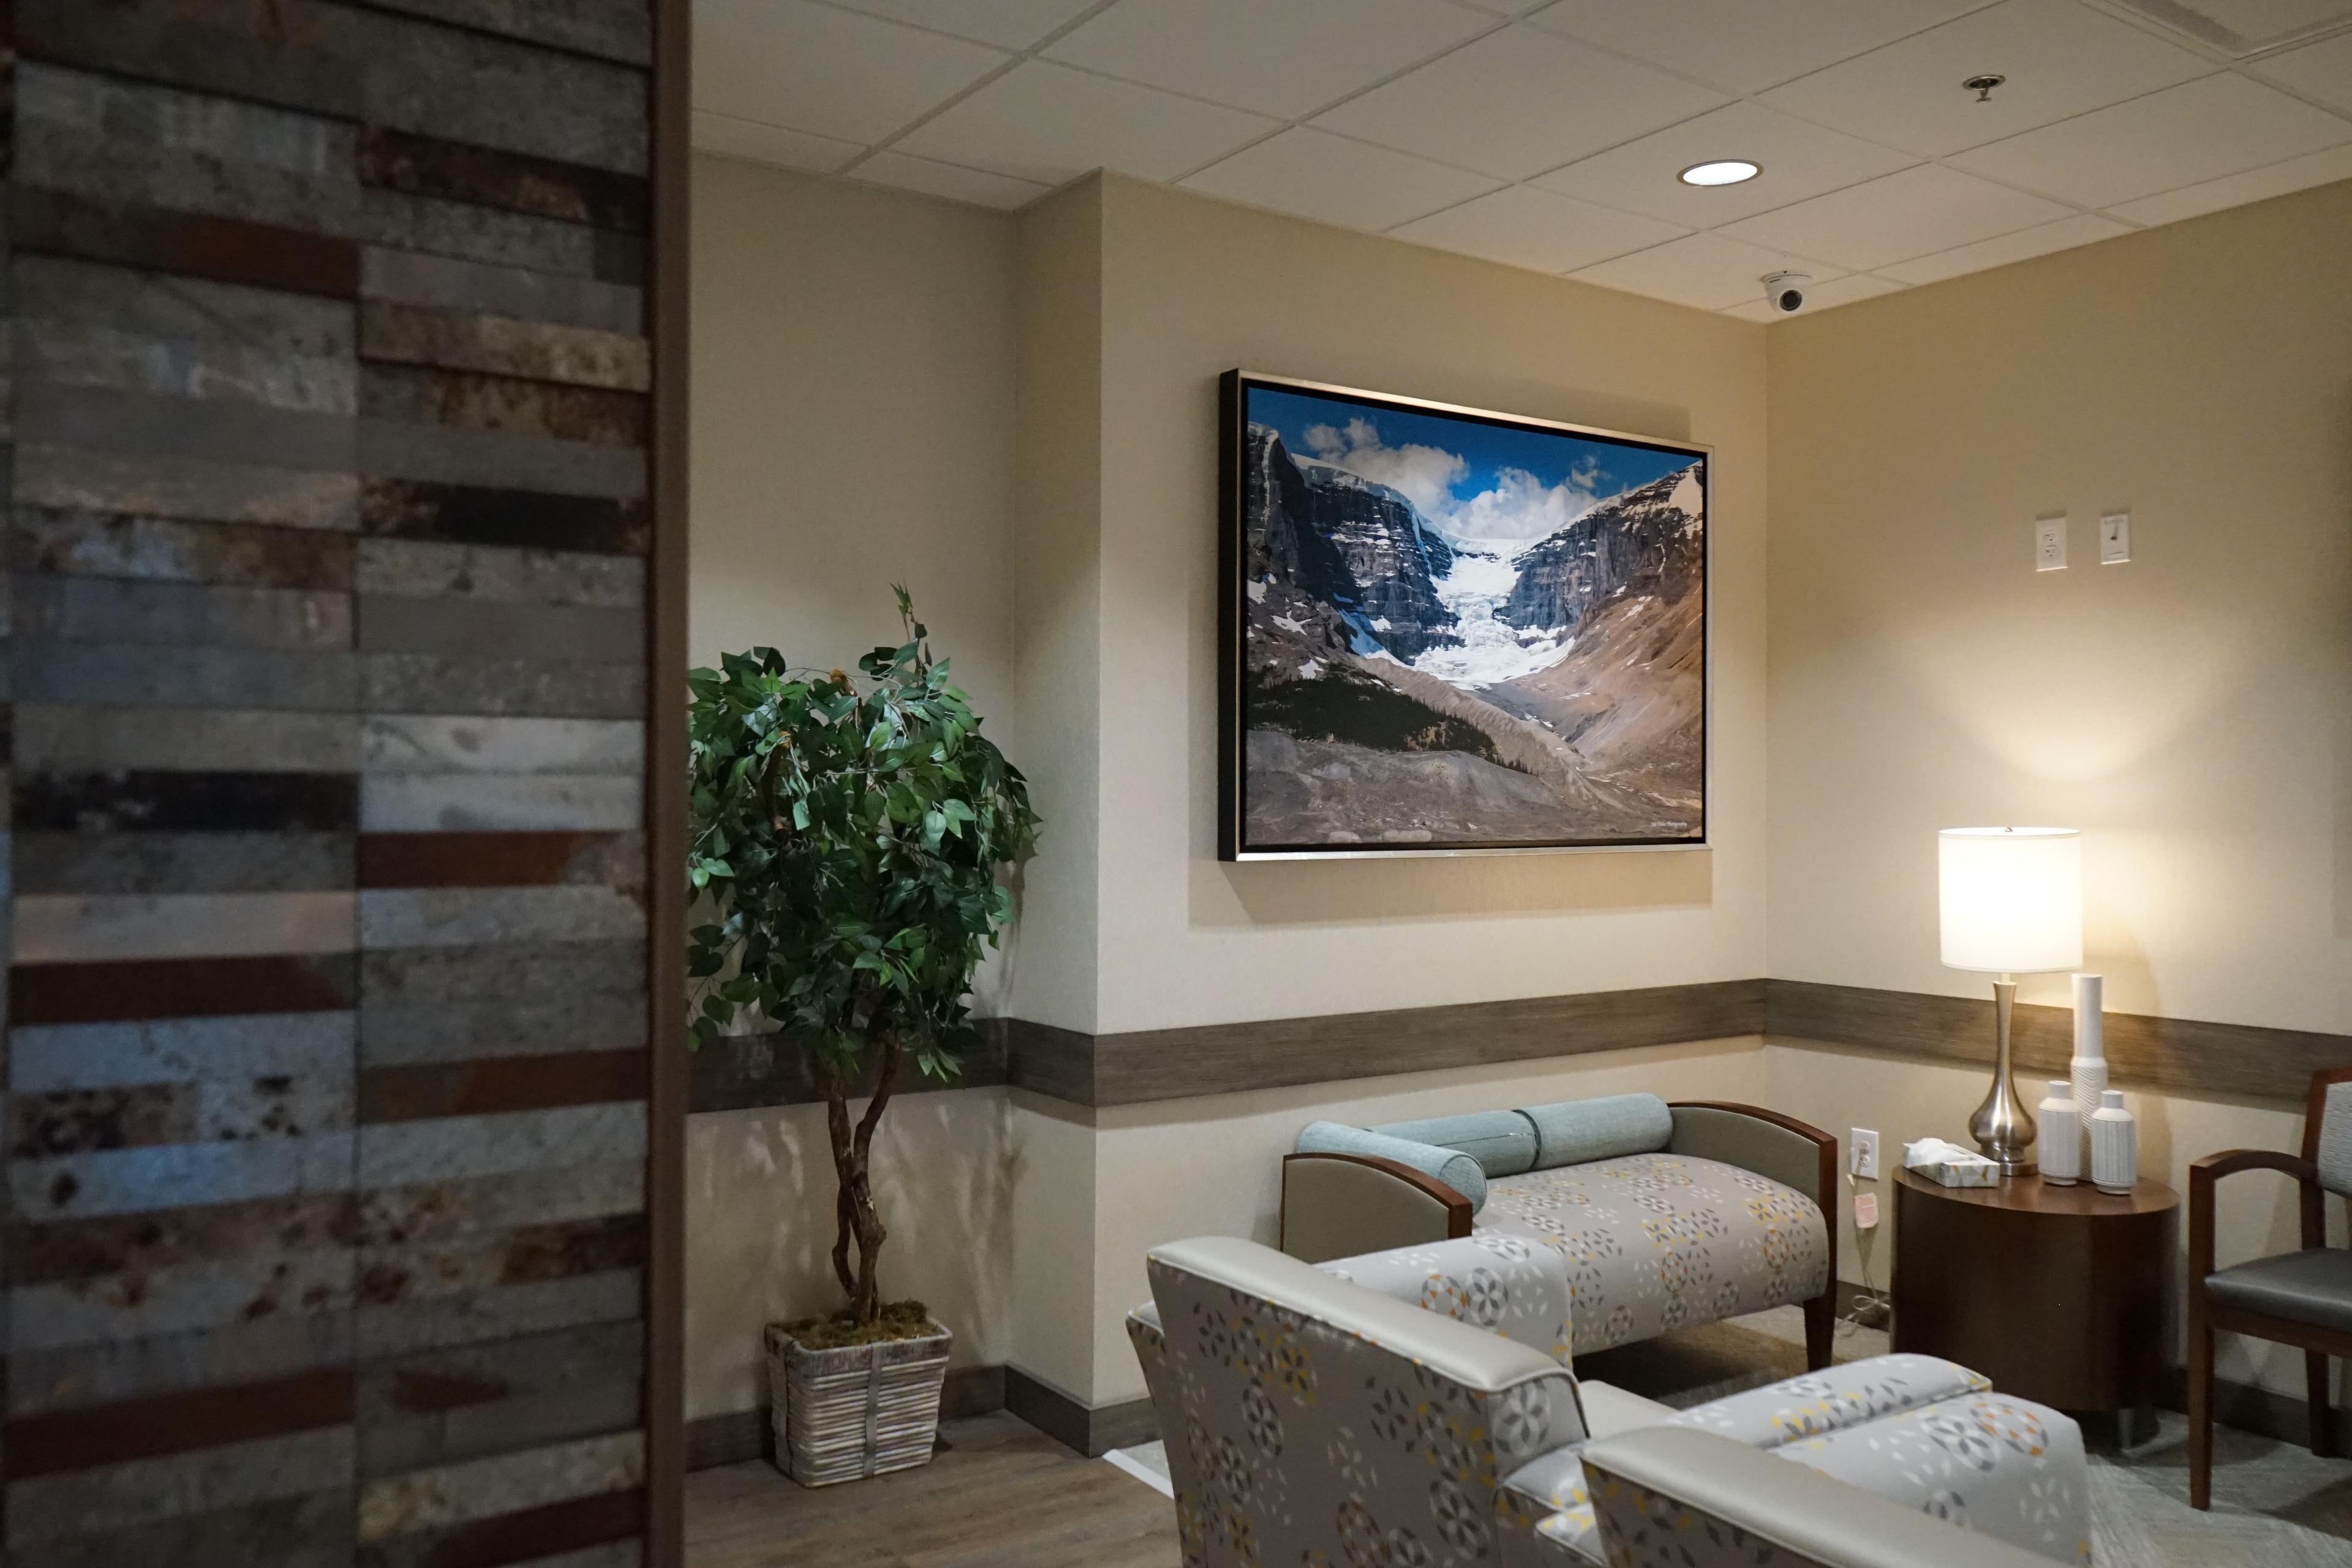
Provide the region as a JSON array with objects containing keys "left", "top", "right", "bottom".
[
  {"left": 2100, "top": 511, "right": 2130, "bottom": 564},
  {"left": 2035, "top": 516, "right": 2067, "bottom": 571},
  {"left": 1850, "top": 1128, "right": 1880, "bottom": 1181}
]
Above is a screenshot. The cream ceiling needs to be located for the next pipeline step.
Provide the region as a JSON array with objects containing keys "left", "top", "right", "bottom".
[{"left": 692, "top": 0, "right": 2352, "bottom": 318}]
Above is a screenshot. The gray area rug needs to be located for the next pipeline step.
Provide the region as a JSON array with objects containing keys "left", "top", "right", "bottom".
[{"left": 1107, "top": 1305, "right": 2352, "bottom": 1565}]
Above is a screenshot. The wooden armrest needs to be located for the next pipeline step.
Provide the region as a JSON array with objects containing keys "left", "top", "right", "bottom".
[
  {"left": 1667, "top": 1101, "right": 1837, "bottom": 1208},
  {"left": 1279, "top": 1152, "right": 1471, "bottom": 1263},
  {"left": 2190, "top": 1148, "right": 2323, "bottom": 1279}
]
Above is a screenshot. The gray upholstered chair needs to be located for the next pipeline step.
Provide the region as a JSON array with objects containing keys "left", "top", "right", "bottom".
[
  {"left": 1129, "top": 1234, "right": 2092, "bottom": 1567},
  {"left": 2188, "top": 1062, "right": 2352, "bottom": 1509},
  {"left": 1281, "top": 1093, "right": 1841, "bottom": 1368}
]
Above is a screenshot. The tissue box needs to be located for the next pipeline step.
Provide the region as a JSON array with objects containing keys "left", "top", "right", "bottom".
[{"left": 1911, "top": 1153, "right": 2000, "bottom": 1188}]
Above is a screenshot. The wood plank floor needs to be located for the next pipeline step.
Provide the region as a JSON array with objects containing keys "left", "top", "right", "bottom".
[{"left": 682, "top": 1412, "right": 1180, "bottom": 1568}]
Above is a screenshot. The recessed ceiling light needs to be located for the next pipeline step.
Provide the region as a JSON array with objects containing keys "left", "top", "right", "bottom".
[{"left": 1679, "top": 159, "right": 1760, "bottom": 187}]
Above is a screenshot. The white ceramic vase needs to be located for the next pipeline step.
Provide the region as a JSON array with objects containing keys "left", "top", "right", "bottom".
[
  {"left": 2038, "top": 1081, "right": 2082, "bottom": 1185},
  {"left": 2069, "top": 974, "right": 2108, "bottom": 1179},
  {"left": 2089, "top": 1088, "right": 2137, "bottom": 1194}
]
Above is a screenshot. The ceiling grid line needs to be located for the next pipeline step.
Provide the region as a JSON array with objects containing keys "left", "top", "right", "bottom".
[{"left": 693, "top": 0, "right": 2352, "bottom": 318}]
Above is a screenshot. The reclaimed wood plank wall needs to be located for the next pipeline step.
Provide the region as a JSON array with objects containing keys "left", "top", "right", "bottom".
[{"left": 1, "top": 2, "right": 661, "bottom": 1562}]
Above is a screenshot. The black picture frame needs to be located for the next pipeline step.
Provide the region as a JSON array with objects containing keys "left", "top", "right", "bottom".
[{"left": 1218, "top": 369, "right": 1711, "bottom": 861}]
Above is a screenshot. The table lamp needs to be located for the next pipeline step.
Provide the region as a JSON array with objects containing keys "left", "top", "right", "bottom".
[{"left": 1938, "top": 826, "right": 2082, "bottom": 1175}]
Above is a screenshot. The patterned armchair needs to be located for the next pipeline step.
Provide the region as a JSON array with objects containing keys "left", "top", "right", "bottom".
[
  {"left": 1282, "top": 1093, "right": 1840, "bottom": 1368},
  {"left": 1131, "top": 1234, "right": 2092, "bottom": 1568}
]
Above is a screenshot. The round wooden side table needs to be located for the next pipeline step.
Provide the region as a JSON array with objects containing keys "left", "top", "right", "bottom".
[{"left": 1891, "top": 1167, "right": 2178, "bottom": 1437}]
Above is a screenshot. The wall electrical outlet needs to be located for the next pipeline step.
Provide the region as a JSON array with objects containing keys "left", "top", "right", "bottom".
[
  {"left": 2100, "top": 511, "right": 2131, "bottom": 564},
  {"left": 1850, "top": 1128, "right": 1880, "bottom": 1181},
  {"left": 2035, "top": 516, "right": 2067, "bottom": 571}
]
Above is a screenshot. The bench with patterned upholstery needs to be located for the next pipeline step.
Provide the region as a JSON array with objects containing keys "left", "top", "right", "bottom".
[{"left": 1280, "top": 1093, "right": 1839, "bottom": 1367}]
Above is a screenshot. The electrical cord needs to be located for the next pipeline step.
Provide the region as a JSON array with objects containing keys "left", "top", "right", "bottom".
[{"left": 1838, "top": 1156, "right": 1891, "bottom": 1338}]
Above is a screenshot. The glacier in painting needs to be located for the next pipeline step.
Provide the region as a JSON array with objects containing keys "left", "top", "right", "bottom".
[{"left": 1238, "top": 382, "right": 1705, "bottom": 851}]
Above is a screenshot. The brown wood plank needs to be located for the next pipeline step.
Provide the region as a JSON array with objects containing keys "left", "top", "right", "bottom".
[
  {"left": 6, "top": 1369, "right": 353, "bottom": 1477},
  {"left": 11, "top": 953, "right": 356, "bottom": 1023},
  {"left": 360, "top": 1047, "right": 648, "bottom": 1121},
  {"left": 1763, "top": 979, "right": 2350, "bottom": 1103},
  {"left": 358, "top": 831, "right": 630, "bottom": 888}
]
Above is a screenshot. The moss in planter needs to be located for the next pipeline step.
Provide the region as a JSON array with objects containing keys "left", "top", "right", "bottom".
[{"left": 780, "top": 1299, "right": 938, "bottom": 1348}]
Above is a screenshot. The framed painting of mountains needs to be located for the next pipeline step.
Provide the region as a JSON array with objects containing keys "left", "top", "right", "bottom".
[{"left": 1218, "top": 371, "right": 1709, "bottom": 860}]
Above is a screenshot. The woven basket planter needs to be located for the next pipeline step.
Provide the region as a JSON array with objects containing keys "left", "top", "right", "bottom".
[{"left": 765, "top": 1319, "right": 952, "bottom": 1486}]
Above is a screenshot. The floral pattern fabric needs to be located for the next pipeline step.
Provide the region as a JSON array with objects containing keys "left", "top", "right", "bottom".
[
  {"left": 1319, "top": 1234, "right": 1577, "bottom": 1365},
  {"left": 1134, "top": 1253, "right": 1588, "bottom": 1568},
  {"left": 1475, "top": 1153, "right": 1830, "bottom": 1357},
  {"left": 1779, "top": 1396, "right": 2091, "bottom": 1566},
  {"left": 1582, "top": 1469, "right": 1842, "bottom": 1568}
]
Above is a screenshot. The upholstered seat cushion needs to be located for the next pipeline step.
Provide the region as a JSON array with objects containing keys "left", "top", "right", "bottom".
[
  {"left": 1475, "top": 1152, "right": 1830, "bottom": 1356},
  {"left": 2205, "top": 1246, "right": 2352, "bottom": 1334}
]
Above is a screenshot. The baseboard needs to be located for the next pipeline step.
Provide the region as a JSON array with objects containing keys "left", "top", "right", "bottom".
[
  {"left": 1003, "top": 1366, "right": 1159, "bottom": 1457},
  {"left": 2158, "top": 1364, "right": 2352, "bottom": 1452},
  {"left": 684, "top": 1363, "right": 1011, "bottom": 1472}
]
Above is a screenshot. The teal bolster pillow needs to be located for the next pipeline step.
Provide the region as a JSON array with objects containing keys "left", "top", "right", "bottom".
[
  {"left": 1294, "top": 1121, "right": 1487, "bottom": 1208},
  {"left": 1518, "top": 1093, "right": 1673, "bottom": 1170},
  {"left": 1368, "top": 1110, "right": 1538, "bottom": 1178}
]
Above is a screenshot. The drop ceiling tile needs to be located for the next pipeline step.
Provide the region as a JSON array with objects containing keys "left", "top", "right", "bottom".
[
  {"left": 1951, "top": 71, "right": 2352, "bottom": 206},
  {"left": 695, "top": 0, "right": 1010, "bottom": 145},
  {"left": 2106, "top": 138, "right": 2352, "bottom": 223},
  {"left": 1880, "top": 211, "right": 2132, "bottom": 283},
  {"left": 821, "top": 0, "right": 1101, "bottom": 50},
  {"left": 1388, "top": 185, "right": 1686, "bottom": 273},
  {"left": 1721, "top": 162, "right": 2072, "bottom": 270},
  {"left": 1529, "top": 0, "right": 1984, "bottom": 94},
  {"left": 692, "top": 111, "right": 863, "bottom": 173},
  {"left": 1720, "top": 271, "right": 1904, "bottom": 320},
  {"left": 1568, "top": 232, "right": 1849, "bottom": 311},
  {"left": 1043, "top": 0, "right": 1492, "bottom": 119},
  {"left": 2250, "top": 28, "right": 2352, "bottom": 113},
  {"left": 1758, "top": 0, "right": 2214, "bottom": 157},
  {"left": 1535, "top": 102, "right": 1916, "bottom": 227},
  {"left": 2179, "top": 0, "right": 2352, "bottom": 47},
  {"left": 1181, "top": 127, "right": 1503, "bottom": 232},
  {"left": 894, "top": 59, "right": 1279, "bottom": 185},
  {"left": 1312, "top": 24, "right": 1727, "bottom": 181},
  {"left": 851, "top": 151, "right": 1054, "bottom": 209}
]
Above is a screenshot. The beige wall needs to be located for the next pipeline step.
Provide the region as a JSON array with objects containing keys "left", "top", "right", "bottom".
[
  {"left": 1765, "top": 180, "right": 2352, "bottom": 1034},
  {"left": 1083, "top": 175, "right": 1772, "bottom": 1034},
  {"left": 684, "top": 154, "right": 1025, "bottom": 1417},
  {"left": 1763, "top": 180, "right": 2352, "bottom": 1405}
]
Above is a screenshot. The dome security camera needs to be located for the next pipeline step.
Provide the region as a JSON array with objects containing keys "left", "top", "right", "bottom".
[{"left": 1762, "top": 271, "right": 1811, "bottom": 313}]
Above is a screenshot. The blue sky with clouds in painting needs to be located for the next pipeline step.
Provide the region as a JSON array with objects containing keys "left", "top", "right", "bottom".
[{"left": 1248, "top": 383, "right": 1700, "bottom": 546}]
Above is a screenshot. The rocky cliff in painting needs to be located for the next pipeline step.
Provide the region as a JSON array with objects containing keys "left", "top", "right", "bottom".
[{"left": 1239, "top": 416, "right": 1705, "bottom": 850}]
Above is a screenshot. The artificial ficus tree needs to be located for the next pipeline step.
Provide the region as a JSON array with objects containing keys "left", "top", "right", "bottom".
[{"left": 687, "top": 589, "right": 1039, "bottom": 1327}]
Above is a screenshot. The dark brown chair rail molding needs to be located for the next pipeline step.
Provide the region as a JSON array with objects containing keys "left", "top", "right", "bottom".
[
  {"left": 1762, "top": 980, "right": 2349, "bottom": 1104},
  {"left": 685, "top": 979, "right": 2345, "bottom": 1115}
]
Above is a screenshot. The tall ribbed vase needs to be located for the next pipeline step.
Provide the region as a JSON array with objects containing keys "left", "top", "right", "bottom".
[
  {"left": 2070, "top": 973, "right": 2108, "bottom": 1182},
  {"left": 2089, "top": 1090, "right": 2138, "bottom": 1195},
  {"left": 2038, "top": 1081, "right": 2082, "bottom": 1186}
]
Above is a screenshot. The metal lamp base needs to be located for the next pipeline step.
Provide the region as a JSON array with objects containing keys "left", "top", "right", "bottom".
[{"left": 1968, "top": 976, "right": 2038, "bottom": 1175}]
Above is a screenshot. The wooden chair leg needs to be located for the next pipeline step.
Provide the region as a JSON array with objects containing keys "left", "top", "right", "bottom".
[
  {"left": 1803, "top": 1290, "right": 1834, "bottom": 1371},
  {"left": 2309, "top": 1352, "right": 2334, "bottom": 1458},
  {"left": 2189, "top": 1318, "right": 2215, "bottom": 1510}
]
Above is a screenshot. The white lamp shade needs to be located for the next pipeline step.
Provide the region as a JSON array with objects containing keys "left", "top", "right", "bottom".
[{"left": 1938, "top": 827, "right": 2082, "bottom": 974}]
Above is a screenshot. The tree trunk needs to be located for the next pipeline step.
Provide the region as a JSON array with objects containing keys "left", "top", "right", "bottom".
[{"left": 823, "top": 1037, "right": 903, "bottom": 1325}]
